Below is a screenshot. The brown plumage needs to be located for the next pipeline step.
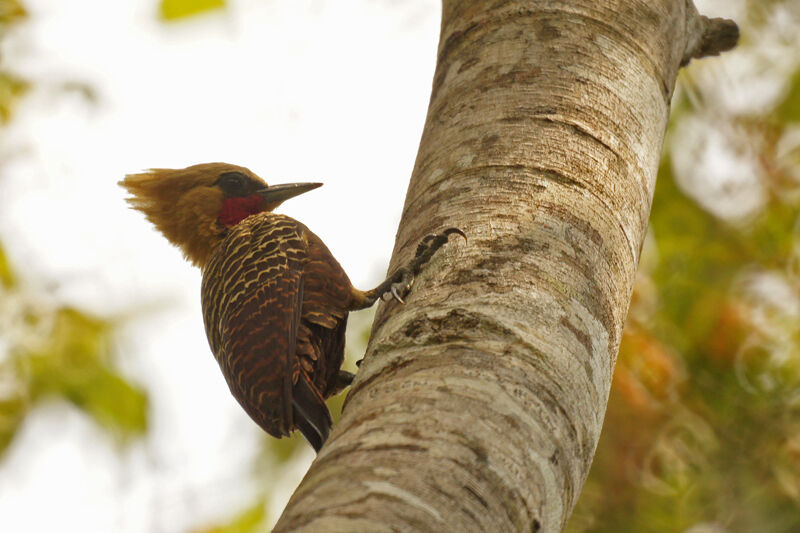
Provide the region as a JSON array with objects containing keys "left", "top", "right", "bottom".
[
  {"left": 200, "top": 213, "right": 355, "bottom": 449},
  {"left": 120, "top": 162, "right": 462, "bottom": 451}
]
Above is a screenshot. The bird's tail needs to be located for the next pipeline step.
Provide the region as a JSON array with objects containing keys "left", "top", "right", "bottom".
[{"left": 292, "top": 374, "right": 332, "bottom": 452}]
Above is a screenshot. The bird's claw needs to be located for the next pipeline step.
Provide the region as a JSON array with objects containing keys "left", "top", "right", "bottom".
[
  {"left": 414, "top": 227, "right": 467, "bottom": 259},
  {"left": 411, "top": 227, "right": 467, "bottom": 271},
  {"left": 381, "top": 267, "right": 412, "bottom": 304},
  {"left": 390, "top": 285, "right": 406, "bottom": 304},
  {"left": 445, "top": 227, "right": 468, "bottom": 243},
  {"left": 374, "top": 228, "right": 464, "bottom": 307}
]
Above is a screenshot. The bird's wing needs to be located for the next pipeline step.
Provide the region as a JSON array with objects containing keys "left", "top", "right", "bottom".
[
  {"left": 288, "top": 223, "right": 354, "bottom": 395},
  {"left": 297, "top": 223, "right": 354, "bottom": 328},
  {"left": 201, "top": 215, "right": 308, "bottom": 438}
]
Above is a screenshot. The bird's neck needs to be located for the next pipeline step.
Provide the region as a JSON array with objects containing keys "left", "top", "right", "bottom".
[{"left": 218, "top": 195, "right": 266, "bottom": 227}]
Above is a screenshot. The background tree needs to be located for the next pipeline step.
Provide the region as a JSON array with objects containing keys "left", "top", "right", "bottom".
[{"left": 274, "top": 1, "right": 739, "bottom": 532}]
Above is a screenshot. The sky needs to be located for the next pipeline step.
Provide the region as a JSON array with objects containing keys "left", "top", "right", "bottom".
[{"left": 0, "top": 0, "right": 440, "bottom": 531}]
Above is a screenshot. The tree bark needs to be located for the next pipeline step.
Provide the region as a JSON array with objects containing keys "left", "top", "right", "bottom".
[{"left": 274, "top": 1, "right": 737, "bottom": 532}]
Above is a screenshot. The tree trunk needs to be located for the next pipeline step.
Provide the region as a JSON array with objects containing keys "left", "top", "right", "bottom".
[{"left": 274, "top": 1, "right": 737, "bottom": 531}]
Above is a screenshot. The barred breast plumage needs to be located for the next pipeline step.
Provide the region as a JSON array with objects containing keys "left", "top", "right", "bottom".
[{"left": 201, "top": 212, "right": 353, "bottom": 448}]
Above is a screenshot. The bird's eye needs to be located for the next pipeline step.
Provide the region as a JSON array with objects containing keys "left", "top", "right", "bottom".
[{"left": 218, "top": 172, "right": 249, "bottom": 196}]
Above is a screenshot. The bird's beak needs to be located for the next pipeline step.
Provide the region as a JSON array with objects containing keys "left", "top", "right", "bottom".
[{"left": 256, "top": 182, "right": 323, "bottom": 205}]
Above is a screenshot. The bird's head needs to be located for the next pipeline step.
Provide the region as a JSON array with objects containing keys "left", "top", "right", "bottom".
[{"left": 119, "top": 162, "right": 321, "bottom": 268}]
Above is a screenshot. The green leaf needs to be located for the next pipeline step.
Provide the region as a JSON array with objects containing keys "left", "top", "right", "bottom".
[
  {"left": 66, "top": 366, "right": 149, "bottom": 437},
  {"left": 649, "top": 161, "right": 746, "bottom": 351},
  {"left": 262, "top": 429, "right": 303, "bottom": 464},
  {"left": 0, "top": 242, "right": 16, "bottom": 288},
  {"left": 20, "top": 307, "right": 149, "bottom": 440},
  {"left": 0, "top": 72, "right": 29, "bottom": 124},
  {"left": 194, "top": 498, "right": 268, "bottom": 533},
  {"left": 327, "top": 388, "right": 347, "bottom": 423},
  {"left": 159, "top": 0, "right": 226, "bottom": 21},
  {"left": 774, "top": 67, "right": 800, "bottom": 125},
  {"left": 744, "top": 198, "right": 798, "bottom": 267},
  {"left": 49, "top": 308, "right": 114, "bottom": 365},
  {"left": 0, "top": 0, "right": 27, "bottom": 26},
  {"left": 0, "top": 385, "right": 29, "bottom": 455}
]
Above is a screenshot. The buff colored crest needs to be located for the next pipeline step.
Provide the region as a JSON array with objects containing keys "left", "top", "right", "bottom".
[{"left": 119, "top": 163, "right": 265, "bottom": 267}]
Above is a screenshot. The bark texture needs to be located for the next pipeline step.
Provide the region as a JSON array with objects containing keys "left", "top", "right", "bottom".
[{"left": 274, "top": 1, "right": 737, "bottom": 532}]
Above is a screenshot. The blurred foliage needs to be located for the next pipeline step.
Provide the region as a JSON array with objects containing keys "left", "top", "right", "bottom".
[
  {"left": 567, "top": 2, "right": 800, "bottom": 532},
  {"left": 193, "top": 498, "right": 268, "bottom": 533},
  {"left": 0, "top": 245, "right": 16, "bottom": 288},
  {"left": 0, "top": 0, "right": 26, "bottom": 25},
  {"left": 0, "top": 0, "right": 29, "bottom": 124},
  {"left": 775, "top": 68, "right": 800, "bottom": 125},
  {"left": 0, "top": 72, "right": 29, "bottom": 124},
  {"left": 159, "top": 0, "right": 226, "bottom": 21},
  {"left": 18, "top": 308, "right": 148, "bottom": 436},
  {"left": 0, "top": 246, "right": 149, "bottom": 455},
  {"left": 0, "top": 0, "right": 148, "bottom": 457}
]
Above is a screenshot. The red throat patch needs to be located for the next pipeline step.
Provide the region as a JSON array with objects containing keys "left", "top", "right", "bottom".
[{"left": 218, "top": 195, "right": 265, "bottom": 226}]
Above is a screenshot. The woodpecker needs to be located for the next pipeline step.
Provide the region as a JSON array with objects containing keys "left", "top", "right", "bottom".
[{"left": 120, "top": 163, "right": 462, "bottom": 452}]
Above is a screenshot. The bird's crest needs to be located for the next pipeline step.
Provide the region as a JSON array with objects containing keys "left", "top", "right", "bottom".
[{"left": 120, "top": 163, "right": 263, "bottom": 268}]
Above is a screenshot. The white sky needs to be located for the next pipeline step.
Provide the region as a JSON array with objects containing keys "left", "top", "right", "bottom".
[{"left": 0, "top": 1, "right": 440, "bottom": 531}]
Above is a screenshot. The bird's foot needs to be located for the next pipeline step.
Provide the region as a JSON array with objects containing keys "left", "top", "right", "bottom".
[
  {"left": 379, "top": 227, "right": 466, "bottom": 304},
  {"left": 413, "top": 228, "right": 467, "bottom": 266},
  {"left": 337, "top": 370, "right": 355, "bottom": 386},
  {"left": 380, "top": 266, "right": 413, "bottom": 304},
  {"left": 328, "top": 370, "right": 356, "bottom": 396}
]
